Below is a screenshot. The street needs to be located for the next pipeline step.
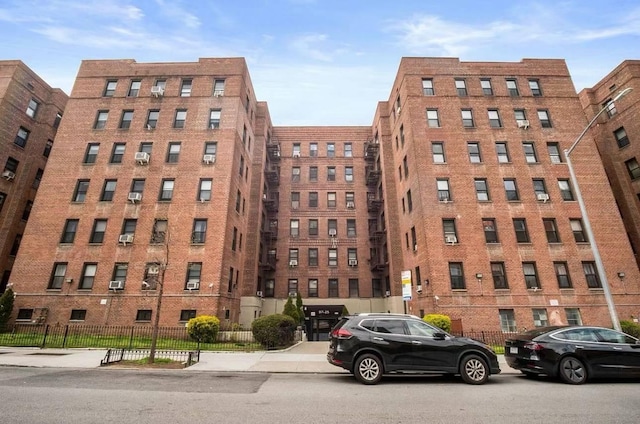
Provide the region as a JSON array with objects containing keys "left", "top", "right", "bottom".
[{"left": 0, "top": 368, "right": 638, "bottom": 423}]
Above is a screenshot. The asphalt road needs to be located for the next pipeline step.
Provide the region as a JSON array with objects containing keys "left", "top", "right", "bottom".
[{"left": 0, "top": 367, "right": 638, "bottom": 423}]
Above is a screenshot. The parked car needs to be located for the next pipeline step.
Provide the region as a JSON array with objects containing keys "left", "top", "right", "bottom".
[
  {"left": 327, "top": 313, "right": 500, "bottom": 385},
  {"left": 505, "top": 325, "right": 640, "bottom": 384}
]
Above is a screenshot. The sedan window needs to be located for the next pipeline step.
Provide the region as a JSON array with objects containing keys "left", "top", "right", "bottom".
[
  {"left": 406, "top": 320, "right": 440, "bottom": 337},
  {"left": 594, "top": 328, "right": 637, "bottom": 344},
  {"left": 374, "top": 319, "right": 406, "bottom": 335},
  {"left": 557, "top": 329, "right": 598, "bottom": 342}
]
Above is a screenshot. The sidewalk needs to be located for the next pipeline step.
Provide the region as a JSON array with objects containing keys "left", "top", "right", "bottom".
[{"left": 0, "top": 342, "right": 517, "bottom": 374}]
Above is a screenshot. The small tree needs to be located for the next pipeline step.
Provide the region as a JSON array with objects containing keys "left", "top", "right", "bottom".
[
  {"left": 283, "top": 296, "right": 299, "bottom": 323},
  {"left": 0, "top": 288, "right": 15, "bottom": 332},
  {"left": 423, "top": 313, "right": 452, "bottom": 333},
  {"left": 186, "top": 315, "right": 221, "bottom": 343},
  {"left": 295, "top": 292, "right": 304, "bottom": 325}
]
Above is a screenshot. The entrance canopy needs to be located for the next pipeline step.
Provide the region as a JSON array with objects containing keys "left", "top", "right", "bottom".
[{"left": 303, "top": 305, "right": 344, "bottom": 319}]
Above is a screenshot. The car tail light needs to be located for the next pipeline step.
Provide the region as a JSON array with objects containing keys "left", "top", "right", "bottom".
[
  {"left": 331, "top": 328, "right": 353, "bottom": 340},
  {"left": 524, "top": 342, "right": 544, "bottom": 351}
]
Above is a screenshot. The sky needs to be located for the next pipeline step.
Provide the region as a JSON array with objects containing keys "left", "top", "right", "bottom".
[{"left": 0, "top": 0, "right": 638, "bottom": 126}]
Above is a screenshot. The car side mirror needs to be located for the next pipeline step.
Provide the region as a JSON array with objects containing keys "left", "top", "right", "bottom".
[{"left": 433, "top": 332, "right": 447, "bottom": 340}]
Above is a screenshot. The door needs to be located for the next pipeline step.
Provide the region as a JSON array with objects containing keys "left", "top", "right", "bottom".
[
  {"left": 370, "top": 318, "right": 414, "bottom": 368},
  {"left": 405, "top": 320, "right": 456, "bottom": 371}
]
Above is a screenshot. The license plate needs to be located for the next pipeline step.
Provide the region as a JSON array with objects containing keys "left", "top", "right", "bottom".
[{"left": 510, "top": 347, "right": 518, "bottom": 354}]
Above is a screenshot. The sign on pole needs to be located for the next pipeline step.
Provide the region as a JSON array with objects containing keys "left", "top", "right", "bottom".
[{"left": 401, "top": 270, "right": 412, "bottom": 301}]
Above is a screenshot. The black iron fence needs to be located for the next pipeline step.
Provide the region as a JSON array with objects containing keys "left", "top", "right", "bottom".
[
  {"left": 0, "top": 324, "right": 262, "bottom": 351},
  {"left": 452, "top": 330, "right": 516, "bottom": 354},
  {"left": 101, "top": 348, "right": 200, "bottom": 366}
]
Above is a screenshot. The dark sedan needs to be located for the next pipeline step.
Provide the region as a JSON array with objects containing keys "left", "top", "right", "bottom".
[{"left": 505, "top": 326, "right": 640, "bottom": 384}]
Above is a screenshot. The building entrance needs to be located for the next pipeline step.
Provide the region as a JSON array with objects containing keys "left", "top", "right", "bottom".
[{"left": 303, "top": 305, "right": 344, "bottom": 341}]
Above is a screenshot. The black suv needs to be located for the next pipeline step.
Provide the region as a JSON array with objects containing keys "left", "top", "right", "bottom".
[{"left": 327, "top": 313, "right": 500, "bottom": 385}]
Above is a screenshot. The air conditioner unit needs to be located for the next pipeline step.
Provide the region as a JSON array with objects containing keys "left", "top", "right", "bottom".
[
  {"left": 151, "top": 86, "right": 164, "bottom": 97},
  {"left": 413, "top": 244, "right": 418, "bottom": 252},
  {"left": 385, "top": 290, "right": 391, "bottom": 297},
  {"left": 135, "top": 152, "right": 149, "bottom": 164},
  {"left": 213, "top": 91, "right": 224, "bottom": 97},
  {"left": 517, "top": 120, "right": 530, "bottom": 129},
  {"left": 536, "top": 193, "right": 550, "bottom": 202},
  {"left": 397, "top": 106, "right": 401, "bottom": 114},
  {"left": 288, "top": 292, "right": 297, "bottom": 298},
  {"left": 445, "top": 235, "right": 458, "bottom": 244},
  {"left": 256, "top": 290, "right": 263, "bottom": 297},
  {"left": 273, "top": 151, "right": 280, "bottom": 157},
  {"left": 128, "top": 192, "right": 142, "bottom": 203},
  {"left": 292, "top": 152, "right": 301, "bottom": 158},
  {"left": 108, "top": 280, "right": 124, "bottom": 290},
  {"left": 416, "top": 284, "right": 423, "bottom": 293},
  {"left": 119, "top": 234, "right": 134, "bottom": 244},
  {"left": 348, "top": 259, "right": 358, "bottom": 266},
  {"left": 289, "top": 260, "right": 298, "bottom": 267},
  {"left": 346, "top": 201, "right": 355, "bottom": 209},
  {"left": 147, "top": 266, "right": 160, "bottom": 275},
  {"left": 210, "top": 123, "right": 218, "bottom": 129},
  {"left": 328, "top": 229, "right": 337, "bottom": 237},
  {"left": 2, "top": 170, "right": 15, "bottom": 180},
  {"left": 186, "top": 280, "right": 200, "bottom": 290},
  {"left": 203, "top": 154, "right": 216, "bottom": 164}
]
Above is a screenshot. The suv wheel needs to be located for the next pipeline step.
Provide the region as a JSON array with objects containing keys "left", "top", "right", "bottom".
[
  {"left": 460, "top": 354, "right": 489, "bottom": 385},
  {"left": 354, "top": 353, "right": 383, "bottom": 385}
]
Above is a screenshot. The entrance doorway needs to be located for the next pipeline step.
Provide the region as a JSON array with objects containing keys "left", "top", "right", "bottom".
[{"left": 303, "top": 305, "right": 344, "bottom": 341}]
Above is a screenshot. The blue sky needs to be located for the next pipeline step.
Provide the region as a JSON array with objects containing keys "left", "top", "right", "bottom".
[{"left": 1, "top": 0, "right": 638, "bottom": 125}]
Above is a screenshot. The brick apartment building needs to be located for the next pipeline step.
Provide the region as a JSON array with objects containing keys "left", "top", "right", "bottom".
[
  {"left": 8, "top": 57, "right": 640, "bottom": 334},
  {"left": 579, "top": 60, "right": 640, "bottom": 269},
  {"left": 0, "top": 61, "right": 67, "bottom": 293}
]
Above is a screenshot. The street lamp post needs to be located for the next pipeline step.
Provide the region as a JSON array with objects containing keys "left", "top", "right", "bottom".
[{"left": 564, "top": 87, "right": 632, "bottom": 332}]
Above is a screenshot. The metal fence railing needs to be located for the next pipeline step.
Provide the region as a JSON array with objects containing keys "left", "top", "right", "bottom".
[
  {"left": 100, "top": 348, "right": 200, "bottom": 367},
  {"left": 452, "top": 330, "right": 516, "bottom": 354}
]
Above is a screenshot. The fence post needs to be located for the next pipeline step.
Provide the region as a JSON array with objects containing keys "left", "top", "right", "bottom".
[
  {"left": 62, "top": 325, "right": 70, "bottom": 348},
  {"left": 41, "top": 325, "right": 49, "bottom": 348},
  {"left": 129, "top": 327, "right": 134, "bottom": 349}
]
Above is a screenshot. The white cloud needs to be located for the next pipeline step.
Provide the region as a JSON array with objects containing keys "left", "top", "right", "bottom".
[
  {"left": 289, "top": 33, "right": 333, "bottom": 62},
  {"left": 154, "top": 0, "right": 201, "bottom": 29}
]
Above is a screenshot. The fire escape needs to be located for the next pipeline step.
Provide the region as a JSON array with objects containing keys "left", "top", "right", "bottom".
[
  {"left": 364, "top": 140, "right": 387, "bottom": 273},
  {"left": 260, "top": 137, "right": 281, "bottom": 283}
]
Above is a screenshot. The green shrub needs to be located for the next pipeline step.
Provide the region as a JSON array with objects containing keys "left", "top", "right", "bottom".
[
  {"left": 251, "top": 314, "right": 296, "bottom": 349},
  {"left": 186, "top": 315, "right": 220, "bottom": 343},
  {"left": 0, "top": 288, "right": 14, "bottom": 332},
  {"left": 423, "top": 314, "right": 452, "bottom": 333},
  {"left": 620, "top": 320, "right": 640, "bottom": 338},
  {"left": 282, "top": 297, "right": 300, "bottom": 323}
]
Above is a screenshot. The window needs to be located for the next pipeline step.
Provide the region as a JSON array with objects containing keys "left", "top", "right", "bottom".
[
  {"left": 166, "top": 142, "right": 181, "bottom": 163},
  {"left": 437, "top": 179, "right": 450, "bottom": 202},
  {"left": 174, "top": 109, "right": 187, "bottom": 128},
  {"left": 309, "top": 248, "right": 318, "bottom": 266},
  {"left": 528, "top": 79, "right": 542, "bottom": 96},
  {"left": 48, "top": 263, "right": 67, "bottom": 289},
  {"left": 128, "top": 80, "right": 141, "bottom": 97},
  {"left": 349, "top": 279, "right": 359, "bottom": 298},
  {"left": 308, "top": 192, "right": 318, "bottom": 207},
  {"left": 543, "top": 218, "right": 560, "bottom": 243},
  {"left": 480, "top": 78, "right": 493, "bottom": 95},
  {"left": 491, "top": 262, "right": 508, "bottom": 289},
  {"left": 327, "top": 143, "right": 335, "bottom": 157},
  {"left": 79, "top": 263, "right": 97, "bottom": 289},
  {"left": 422, "top": 78, "right": 434, "bottom": 95},
  {"left": 407, "top": 189, "right": 413, "bottom": 211},
  {"left": 344, "top": 143, "right": 353, "bottom": 157},
  {"left": 209, "top": 109, "right": 221, "bottom": 129},
  {"left": 16, "top": 309, "right": 33, "bottom": 321},
  {"left": 290, "top": 219, "right": 299, "bottom": 237},
  {"left": 614, "top": 127, "right": 629, "bottom": 148},
  {"left": 346, "top": 192, "right": 355, "bottom": 208},
  {"left": 33, "top": 168, "right": 43, "bottom": 189},
  {"left": 327, "top": 167, "right": 336, "bottom": 181},
  {"left": 94, "top": 110, "right": 108, "bottom": 129},
  {"left": 328, "top": 248, "right": 338, "bottom": 266},
  {"left": 136, "top": 310, "right": 152, "bottom": 321},
  {"left": 443, "top": 219, "right": 457, "bottom": 243},
  {"left": 461, "top": 109, "right": 474, "bottom": 127},
  {"left": 131, "top": 179, "right": 145, "bottom": 195},
  {"left": 159, "top": 179, "right": 174, "bottom": 201},
  {"left": 70, "top": 310, "right": 87, "bottom": 321},
  {"left": 483, "top": 218, "right": 498, "bottom": 243},
  {"left": 411, "top": 226, "right": 417, "bottom": 250},
  {"left": 427, "top": 109, "right": 440, "bottom": 127},
  {"left": 514, "top": 109, "right": 526, "bottom": 124},
  {"left": 213, "top": 79, "right": 225, "bottom": 96},
  {"left": 309, "top": 166, "right": 318, "bottom": 181},
  {"left": 603, "top": 98, "right": 617, "bottom": 117},
  {"left": 73, "top": 180, "right": 90, "bottom": 202},
  {"left": 308, "top": 279, "right": 318, "bottom": 297},
  {"left": 455, "top": 79, "right": 467, "bottom": 96},
  {"left": 119, "top": 110, "right": 133, "bottom": 129},
  {"left": 89, "top": 219, "right": 107, "bottom": 243},
  {"left": 14, "top": 127, "right": 29, "bottom": 147},
  {"left": 533, "top": 179, "right": 548, "bottom": 198},
  {"left": 44, "top": 139, "right": 53, "bottom": 157},
  {"left": 110, "top": 143, "right": 125, "bottom": 163},
  {"left": 513, "top": 218, "right": 530, "bottom": 242},
  {"left": 347, "top": 219, "right": 356, "bottom": 237},
  {"left": 180, "top": 310, "right": 197, "bottom": 321},
  {"left": 235, "top": 190, "right": 241, "bottom": 213},
  {"left": 291, "top": 192, "right": 300, "bottom": 209},
  {"left": 522, "top": 142, "right": 538, "bottom": 163},
  {"left": 186, "top": 263, "right": 202, "bottom": 289},
  {"left": 475, "top": 179, "right": 490, "bottom": 201},
  {"left": 328, "top": 279, "right": 339, "bottom": 297},
  {"left": 432, "top": 142, "right": 445, "bottom": 163},
  {"left": 537, "top": 110, "right": 552, "bottom": 128},
  {"left": 583, "top": 262, "right": 601, "bottom": 288},
  {"left": 345, "top": 166, "right": 353, "bottom": 182},
  {"left": 103, "top": 80, "right": 117, "bottom": 97},
  {"left": 558, "top": 179, "right": 574, "bottom": 201},
  {"left": 554, "top": 262, "right": 572, "bottom": 288},
  {"left": 84, "top": 143, "right": 99, "bottom": 164},
  {"left": 523, "top": 262, "right": 540, "bottom": 289},
  {"left": 205, "top": 142, "right": 217, "bottom": 161},
  {"left": 328, "top": 219, "right": 337, "bottom": 237},
  {"left": 192, "top": 219, "right": 207, "bottom": 243},
  {"left": 151, "top": 219, "right": 167, "bottom": 244},
  {"left": 139, "top": 142, "right": 154, "bottom": 155},
  {"left": 198, "top": 179, "right": 212, "bottom": 202},
  {"left": 488, "top": 110, "right": 502, "bottom": 128},
  {"left": 506, "top": 79, "right": 519, "bottom": 96},
  {"left": 112, "top": 262, "right": 128, "bottom": 285},
  {"left": 145, "top": 110, "right": 159, "bottom": 129},
  {"left": 292, "top": 143, "right": 301, "bottom": 157},
  {"left": 153, "top": 79, "right": 166, "bottom": 92},
  {"left": 100, "top": 179, "right": 117, "bottom": 201},
  {"left": 60, "top": 219, "right": 79, "bottom": 243},
  {"left": 291, "top": 166, "right": 300, "bottom": 182},
  {"left": 327, "top": 192, "right": 336, "bottom": 208},
  {"left": 496, "top": 142, "right": 510, "bottom": 163},
  {"left": 504, "top": 179, "right": 519, "bottom": 201},
  {"left": 180, "top": 79, "right": 192, "bottom": 97},
  {"left": 449, "top": 262, "right": 465, "bottom": 289},
  {"left": 309, "top": 143, "right": 318, "bottom": 157},
  {"left": 467, "top": 142, "right": 481, "bottom": 163},
  {"left": 565, "top": 308, "right": 582, "bottom": 325},
  {"left": 499, "top": 309, "right": 517, "bottom": 332},
  {"left": 121, "top": 219, "right": 136, "bottom": 238},
  {"left": 570, "top": 219, "right": 587, "bottom": 242},
  {"left": 625, "top": 158, "right": 640, "bottom": 179},
  {"left": 547, "top": 142, "right": 562, "bottom": 163},
  {"left": 308, "top": 219, "right": 318, "bottom": 236},
  {"left": 532, "top": 309, "right": 549, "bottom": 327}
]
